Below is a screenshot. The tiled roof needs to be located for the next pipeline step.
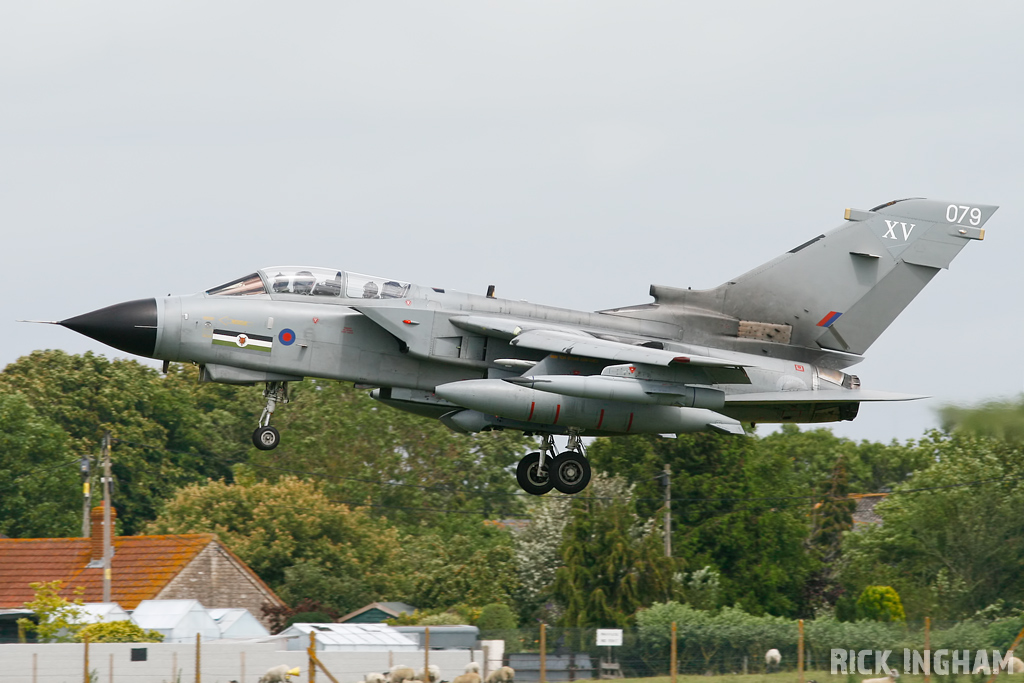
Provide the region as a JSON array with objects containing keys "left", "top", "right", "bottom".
[
  {"left": 851, "top": 493, "right": 888, "bottom": 526},
  {"left": 0, "top": 534, "right": 216, "bottom": 610}
]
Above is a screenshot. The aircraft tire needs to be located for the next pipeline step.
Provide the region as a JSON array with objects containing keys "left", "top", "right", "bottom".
[
  {"left": 252, "top": 425, "right": 280, "bottom": 450},
  {"left": 551, "top": 451, "right": 591, "bottom": 494},
  {"left": 516, "top": 452, "right": 554, "bottom": 495}
]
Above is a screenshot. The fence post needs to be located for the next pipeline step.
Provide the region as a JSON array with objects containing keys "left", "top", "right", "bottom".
[
  {"left": 109, "top": 652, "right": 114, "bottom": 683},
  {"left": 33, "top": 652, "right": 37, "bottom": 683},
  {"left": 310, "top": 631, "right": 317, "bottom": 683},
  {"left": 425, "top": 627, "right": 431, "bottom": 683},
  {"left": 241, "top": 651, "right": 246, "bottom": 683},
  {"left": 173, "top": 651, "right": 178, "bottom": 682},
  {"left": 670, "top": 622, "right": 677, "bottom": 683},
  {"left": 798, "top": 619, "right": 804, "bottom": 683},
  {"left": 196, "top": 632, "right": 201, "bottom": 683},
  {"left": 924, "top": 617, "right": 931, "bottom": 683},
  {"left": 83, "top": 633, "right": 90, "bottom": 683},
  {"left": 540, "top": 623, "right": 547, "bottom": 683}
]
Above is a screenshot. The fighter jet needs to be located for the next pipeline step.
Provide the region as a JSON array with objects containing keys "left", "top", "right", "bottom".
[{"left": 53, "top": 198, "right": 995, "bottom": 495}]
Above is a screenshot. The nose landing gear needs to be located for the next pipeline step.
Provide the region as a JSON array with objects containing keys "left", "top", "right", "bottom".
[
  {"left": 252, "top": 381, "right": 288, "bottom": 450},
  {"left": 515, "top": 430, "right": 592, "bottom": 495}
]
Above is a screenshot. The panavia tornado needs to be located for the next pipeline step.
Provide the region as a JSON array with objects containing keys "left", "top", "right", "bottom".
[{"left": 53, "top": 198, "right": 995, "bottom": 495}]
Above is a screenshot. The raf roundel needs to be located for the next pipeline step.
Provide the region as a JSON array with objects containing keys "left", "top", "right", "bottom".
[{"left": 278, "top": 328, "right": 296, "bottom": 346}]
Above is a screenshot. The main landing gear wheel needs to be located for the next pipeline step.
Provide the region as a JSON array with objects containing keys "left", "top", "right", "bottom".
[
  {"left": 516, "top": 452, "right": 554, "bottom": 496},
  {"left": 252, "top": 425, "right": 280, "bottom": 450},
  {"left": 552, "top": 451, "right": 591, "bottom": 494}
]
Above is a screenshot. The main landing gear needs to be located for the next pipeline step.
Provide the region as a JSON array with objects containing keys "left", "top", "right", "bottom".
[
  {"left": 516, "top": 430, "right": 592, "bottom": 496},
  {"left": 252, "top": 381, "right": 289, "bottom": 450}
]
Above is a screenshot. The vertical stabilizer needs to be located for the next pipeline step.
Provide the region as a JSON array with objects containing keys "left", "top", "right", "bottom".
[{"left": 650, "top": 198, "right": 996, "bottom": 355}]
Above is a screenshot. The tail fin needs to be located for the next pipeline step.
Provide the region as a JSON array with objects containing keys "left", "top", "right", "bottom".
[{"left": 650, "top": 198, "right": 997, "bottom": 356}]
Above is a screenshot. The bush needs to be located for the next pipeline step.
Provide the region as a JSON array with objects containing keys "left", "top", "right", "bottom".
[
  {"left": 477, "top": 604, "right": 518, "bottom": 630},
  {"left": 75, "top": 621, "right": 163, "bottom": 643},
  {"left": 855, "top": 586, "right": 906, "bottom": 622}
]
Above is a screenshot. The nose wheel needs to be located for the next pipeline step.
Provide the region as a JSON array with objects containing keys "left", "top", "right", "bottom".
[
  {"left": 252, "top": 381, "right": 288, "bottom": 451},
  {"left": 516, "top": 431, "right": 592, "bottom": 495}
]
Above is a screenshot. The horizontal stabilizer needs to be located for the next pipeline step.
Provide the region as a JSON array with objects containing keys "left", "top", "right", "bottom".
[{"left": 724, "top": 389, "right": 926, "bottom": 404}]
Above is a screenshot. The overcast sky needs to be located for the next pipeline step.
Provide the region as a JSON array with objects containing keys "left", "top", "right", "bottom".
[{"left": 2, "top": 2, "right": 1021, "bottom": 444}]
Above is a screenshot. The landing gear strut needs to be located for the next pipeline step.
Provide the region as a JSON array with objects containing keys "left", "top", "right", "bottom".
[
  {"left": 515, "top": 430, "right": 592, "bottom": 496},
  {"left": 252, "top": 381, "right": 288, "bottom": 450}
]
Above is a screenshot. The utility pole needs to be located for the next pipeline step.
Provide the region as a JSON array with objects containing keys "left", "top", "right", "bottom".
[
  {"left": 662, "top": 464, "right": 672, "bottom": 557},
  {"left": 102, "top": 431, "right": 112, "bottom": 603},
  {"left": 80, "top": 452, "right": 92, "bottom": 538}
]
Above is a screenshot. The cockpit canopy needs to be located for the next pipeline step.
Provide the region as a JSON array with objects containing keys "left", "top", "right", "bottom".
[{"left": 206, "top": 266, "right": 413, "bottom": 300}]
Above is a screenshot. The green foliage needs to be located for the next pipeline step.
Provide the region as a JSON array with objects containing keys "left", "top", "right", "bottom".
[
  {"left": 552, "top": 474, "right": 676, "bottom": 627},
  {"left": 0, "top": 352, "right": 257, "bottom": 534},
  {"left": 285, "top": 611, "right": 334, "bottom": 627},
  {"left": 840, "top": 432, "right": 1024, "bottom": 619},
  {"left": 405, "top": 533, "right": 520, "bottom": 610},
  {"left": 636, "top": 601, "right": 797, "bottom": 673},
  {"left": 75, "top": 620, "right": 164, "bottom": 642},
  {"left": 587, "top": 433, "right": 814, "bottom": 616},
  {"left": 855, "top": 586, "right": 906, "bottom": 622},
  {"left": 16, "top": 580, "right": 86, "bottom": 643},
  {"left": 248, "top": 379, "right": 533, "bottom": 534},
  {"left": 940, "top": 396, "right": 1024, "bottom": 443},
  {"left": 477, "top": 603, "right": 518, "bottom": 630},
  {"left": 146, "top": 475, "right": 406, "bottom": 608},
  {"left": 0, "top": 393, "right": 79, "bottom": 537}
]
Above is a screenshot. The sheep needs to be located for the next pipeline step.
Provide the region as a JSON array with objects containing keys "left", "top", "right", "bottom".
[
  {"left": 389, "top": 666, "right": 417, "bottom": 683},
  {"left": 465, "top": 663, "right": 481, "bottom": 675},
  {"left": 1012, "top": 657, "right": 1024, "bottom": 674},
  {"left": 259, "top": 665, "right": 301, "bottom": 683},
  {"left": 366, "top": 673, "right": 387, "bottom": 683},
  {"left": 765, "top": 650, "right": 781, "bottom": 673},
  {"left": 484, "top": 666, "right": 515, "bottom": 683},
  {"left": 417, "top": 665, "right": 441, "bottom": 683},
  {"left": 452, "top": 673, "right": 482, "bottom": 683}
]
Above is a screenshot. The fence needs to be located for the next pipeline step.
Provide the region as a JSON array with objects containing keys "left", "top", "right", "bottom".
[{"left": 3, "top": 619, "right": 1024, "bottom": 683}]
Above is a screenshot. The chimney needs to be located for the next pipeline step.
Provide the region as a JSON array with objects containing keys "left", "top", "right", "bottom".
[{"left": 90, "top": 505, "right": 116, "bottom": 564}]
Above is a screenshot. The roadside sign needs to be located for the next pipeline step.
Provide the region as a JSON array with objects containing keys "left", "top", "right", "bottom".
[{"left": 596, "top": 629, "right": 623, "bottom": 646}]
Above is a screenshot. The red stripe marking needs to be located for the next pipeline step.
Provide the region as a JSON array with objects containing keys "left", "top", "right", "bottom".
[
  {"left": 815, "top": 313, "right": 839, "bottom": 327},
  {"left": 627, "top": 412, "right": 634, "bottom": 432},
  {"left": 527, "top": 401, "right": 535, "bottom": 421},
  {"left": 553, "top": 404, "right": 561, "bottom": 425},
  {"left": 597, "top": 409, "right": 605, "bottom": 429},
  {"left": 672, "top": 356, "right": 690, "bottom": 363}
]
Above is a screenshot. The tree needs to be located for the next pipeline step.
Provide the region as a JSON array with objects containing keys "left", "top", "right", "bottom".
[
  {"left": 855, "top": 586, "right": 905, "bottom": 622},
  {"left": 16, "top": 580, "right": 86, "bottom": 643},
  {"left": 246, "top": 379, "right": 533, "bottom": 535},
  {"left": 588, "top": 433, "right": 814, "bottom": 616},
  {"left": 510, "top": 493, "right": 572, "bottom": 620},
  {"left": 840, "top": 433, "right": 1024, "bottom": 619},
  {"left": 940, "top": 396, "right": 1024, "bottom": 443},
  {"left": 551, "top": 474, "right": 675, "bottom": 627},
  {"left": 404, "top": 532, "right": 521, "bottom": 610},
  {"left": 146, "top": 475, "right": 406, "bottom": 609},
  {"left": 0, "top": 352, "right": 256, "bottom": 533},
  {"left": 803, "top": 454, "right": 856, "bottom": 613},
  {"left": 0, "top": 393, "right": 79, "bottom": 538}
]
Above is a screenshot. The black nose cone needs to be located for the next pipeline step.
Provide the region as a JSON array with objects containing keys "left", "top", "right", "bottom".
[{"left": 60, "top": 298, "right": 158, "bottom": 358}]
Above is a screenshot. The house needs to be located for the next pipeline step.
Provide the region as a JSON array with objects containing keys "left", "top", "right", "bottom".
[
  {"left": 0, "top": 506, "right": 284, "bottom": 627},
  {"left": 850, "top": 492, "right": 888, "bottom": 527},
  {"left": 338, "top": 601, "right": 417, "bottom": 624}
]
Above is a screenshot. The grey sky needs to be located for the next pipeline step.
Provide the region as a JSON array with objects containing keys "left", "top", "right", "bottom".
[{"left": 2, "top": 2, "right": 1021, "bottom": 444}]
